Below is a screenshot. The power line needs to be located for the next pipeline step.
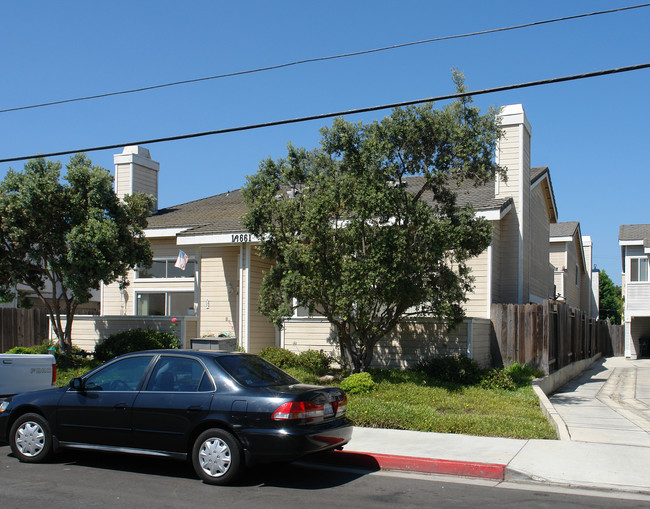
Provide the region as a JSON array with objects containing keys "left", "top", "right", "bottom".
[
  {"left": 1, "top": 3, "right": 648, "bottom": 115},
  {"left": 1, "top": 62, "right": 648, "bottom": 164}
]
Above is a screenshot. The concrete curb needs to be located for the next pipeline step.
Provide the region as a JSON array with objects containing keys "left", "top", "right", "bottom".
[{"left": 318, "top": 450, "right": 507, "bottom": 480}]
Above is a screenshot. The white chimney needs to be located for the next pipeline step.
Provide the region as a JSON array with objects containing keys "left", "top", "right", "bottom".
[{"left": 114, "top": 146, "right": 160, "bottom": 212}]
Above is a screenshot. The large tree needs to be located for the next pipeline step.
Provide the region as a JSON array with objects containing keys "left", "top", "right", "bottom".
[
  {"left": 243, "top": 75, "right": 503, "bottom": 372},
  {"left": 599, "top": 269, "right": 623, "bottom": 324},
  {"left": 0, "top": 154, "right": 154, "bottom": 354}
]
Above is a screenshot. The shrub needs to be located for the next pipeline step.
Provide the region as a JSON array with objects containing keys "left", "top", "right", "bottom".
[
  {"left": 297, "top": 349, "right": 331, "bottom": 375},
  {"left": 258, "top": 346, "right": 299, "bottom": 368},
  {"left": 480, "top": 369, "right": 516, "bottom": 390},
  {"left": 415, "top": 355, "right": 483, "bottom": 385},
  {"left": 94, "top": 328, "right": 180, "bottom": 362},
  {"left": 341, "top": 372, "right": 376, "bottom": 394},
  {"left": 7, "top": 341, "right": 90, "bottom": 370},
  {"left": 504, "top": 362, "right": 544, "bottom": 386}
]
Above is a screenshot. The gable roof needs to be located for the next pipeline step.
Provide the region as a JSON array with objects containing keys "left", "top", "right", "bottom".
[
  {"left": 619, "top": 224, "right": 650, "bottom": 248},
  {"left": 550, "top": 221, "right": 579, "bottom": 239},
  {"left": 531, "top": 166, "right": 558, "bottom": 223},
  {"left": 550, "top": 221, "right": 587, "bottom": 273},
  {"left": 146, "top": 170, "right": 562, "bottom": 236}
]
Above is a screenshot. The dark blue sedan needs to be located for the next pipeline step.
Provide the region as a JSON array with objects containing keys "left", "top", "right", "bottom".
[{"left": 0, "top": 350, "right": 352, "bottom": 485}]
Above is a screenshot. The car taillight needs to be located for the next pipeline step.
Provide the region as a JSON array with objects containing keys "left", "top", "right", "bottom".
[
  {"left": 335, "top": 394, "right": 347, "bottom": 417},
  {"left": 52, "top": 363, "right": 57, "bottom": 385},
  {"left": 272, "top": 401, "right": 325, "bottom": 423}
]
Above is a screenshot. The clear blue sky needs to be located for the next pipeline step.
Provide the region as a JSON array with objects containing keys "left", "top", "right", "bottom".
[{"left": 1, "top": 1, "right": 648, "bottom": 286}]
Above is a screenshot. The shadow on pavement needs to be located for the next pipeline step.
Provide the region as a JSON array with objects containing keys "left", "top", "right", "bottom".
[{"left": 0, "top": 443, "right": 372, "bottom": 489}]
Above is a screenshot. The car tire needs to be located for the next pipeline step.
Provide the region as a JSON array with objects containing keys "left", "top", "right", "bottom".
[
  {"left": 192, "top": 428, "right": 243, "bottom": 485},
  {"left": 9, "top": 413, "right": 53, "bottom": 463}
]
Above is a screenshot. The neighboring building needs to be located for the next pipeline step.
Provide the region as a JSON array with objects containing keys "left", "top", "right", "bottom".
[
  {"left": 63, "top": 104, "right": 599, "bottom": 368},
  {"left": 618, "top": 224, "right": 650, "bottom": 358},
  {"left": 0, "top": 282, "right": 100, "bottom": 314},
  {"left": 549, "top": 222, "right": 598, "bottom": 318}
]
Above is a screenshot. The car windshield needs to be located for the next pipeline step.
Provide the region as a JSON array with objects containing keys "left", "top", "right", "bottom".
[{"left": 215, "top": 355, "right": 299, "bottom": 388}]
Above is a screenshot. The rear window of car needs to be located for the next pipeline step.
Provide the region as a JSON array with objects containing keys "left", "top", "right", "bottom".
[{"left": 215, "top": 355, "right": 299, "bottom": 388}]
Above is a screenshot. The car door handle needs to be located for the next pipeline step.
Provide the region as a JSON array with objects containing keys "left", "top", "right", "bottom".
[
  {"left": 114, "top": 403, "right": 129, "bottom": 409},
  {"left": 187, "top": 405, "right": 203, "bottom": 412}
]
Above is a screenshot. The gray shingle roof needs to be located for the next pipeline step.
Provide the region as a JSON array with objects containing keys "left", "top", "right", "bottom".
[
  {"left": 145, "top": 171, "right": 548, "bottom": 235},
  {"left": 550, "top": 221, "right": 579, "bottom": 238},
  {"left": 147, "top": 189, "right": 248, "bottom": 233},
  {"left": 619, "top": 224, "right": 650, "bottom": 247}
]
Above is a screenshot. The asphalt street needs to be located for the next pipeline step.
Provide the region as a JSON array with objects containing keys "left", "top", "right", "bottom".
[{"left": 1, "top": 444, "right": 649, "bottom": 509}]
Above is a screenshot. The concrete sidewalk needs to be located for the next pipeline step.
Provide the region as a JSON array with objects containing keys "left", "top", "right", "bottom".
[{"left": 323, "top": 357, "right": 650, "bottom": 494}]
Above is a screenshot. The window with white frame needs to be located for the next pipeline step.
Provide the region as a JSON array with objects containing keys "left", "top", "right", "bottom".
[
  {"left": 137, "top": 258, "right": 196, "bottom": 279},
  {"left": 136, "top": 292, "right": 195, "bottom": 316},
  {"left": 293, "top": 298, "right": 323, "bottom": 318},
  {"left": 630, "top": 257, "right": 649, "bottom": 282}
]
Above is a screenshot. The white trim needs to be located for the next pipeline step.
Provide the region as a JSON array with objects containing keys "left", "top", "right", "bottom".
[
  {"left": 113, "top": 152, "right": 160, "bottom": 171},
  {"left": 244, "top": 244, "right": 251, "bottom": 352},
  {"left": 133, "top": 286, "right": 194, "bottom": 293},
  {"left": 100, "top": 282, "right": 105, "bottom": 316},
  {"left": 144, "top": 227, "right": 190, "bottom": 238},
  {"left": 476, "top": 203, "right": 512, "bottom": 221},
  {"left": 619, "top": 240, "right": 644, "bottom": 246},
  {"left": 177, "top": 232, "right": 259, "bottom": 246},
  {"left": 238, "top": 245, "right": 244, "bottom": 350},
  {"left": 550, "top": 236, "right": 573, "bottom": 243},
  {"left": 486, "top": 243, "right": 493, "bottom": 317},
  {"left": 518, "top": 123, "right": 524, "bottom": 304}
]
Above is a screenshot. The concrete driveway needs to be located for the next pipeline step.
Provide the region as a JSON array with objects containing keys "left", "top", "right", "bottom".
[{"left": 548, "top": 357, "right": 650, "bottom": 446}]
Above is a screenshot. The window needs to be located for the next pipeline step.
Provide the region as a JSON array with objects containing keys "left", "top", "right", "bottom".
[
  {"left": 136, "top": 292, "right": 195, "bottom": 316},
  {"left": 216, "top": 355, "right": 298, "bottom": 388},
  {"left": 575, "top": 264, "right": 579, "bottom": 286},
  {"left": 146, "top": 356, "right": 214, "bottom": 392},
  {"left": 137, "top": 258, "right": 195, "bottom": 279},
  {"left": 631, "top": 257, "right": 649, "bottom": 282},
  {"left": 85, "top": 355, "right": 154, "bottom": 391}
]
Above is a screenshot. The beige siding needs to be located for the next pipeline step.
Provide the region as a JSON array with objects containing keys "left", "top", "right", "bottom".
[
  {"left": 114, "top": 163, "right": 132, "bottom": 201},
  {"left": 528, "top": 184, "right": 552, "bottom": 301},
  {"left": 282, "top": 317, "right": 486, "bottom": 369},
  {"left": 563, "top": 239, "right": 582, "bottom": 309},
  {"left": 469, "top": 319, "right": 492, "bottom": 368},
  {"left": 247, "top": 251, "right": 276, "bottom": 353},
  {"left": 132, "top": 164, "right": 157, "bottom": 197},
  {"left": 549, "top": 243, "right": 566, "bottom": 271},
  {"left": 496, "top": 210, "right": 519, "bottom": 303},
  {"left": 52, "top": 316, "right": 198, "bottom": 352},
  {"left": 372, "top": 320, "right": 469, "bottom": 369},
  {"left": 283, "top": 319, "right": 336, "bottom": 352},
  {"left": 463, "top": 249, "right": 490, "bottom": 318},
  {"left": 199, "top": 246, "right": 239, "bottom": 339}
]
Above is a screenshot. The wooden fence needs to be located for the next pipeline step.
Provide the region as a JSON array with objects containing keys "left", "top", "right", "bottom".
[
  {"left": 0, "top": 307, "right": 50, "bottom": 352},
  {"left": 491, "top": 300, "right": 624, "bottom": 374}
]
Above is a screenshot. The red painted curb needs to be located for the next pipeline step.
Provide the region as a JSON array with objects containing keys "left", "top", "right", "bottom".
[{"left": 319, "top": 450, "right": 506, "bottom": 481}]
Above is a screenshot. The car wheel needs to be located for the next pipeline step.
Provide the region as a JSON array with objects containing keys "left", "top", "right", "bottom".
[
  {"left": 9, "top": 413, "right": 53, "bottom": 463},
  {"left": 192, "top": 428, "right": 242, "bottom": 485}
]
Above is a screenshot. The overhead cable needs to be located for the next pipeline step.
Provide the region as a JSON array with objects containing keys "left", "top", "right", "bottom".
[
  {"left": 0, "top": 3, "right": 648, "bottom": 115},
  {"left": 1, "top": 62, "right": 648, "bottom": 164}
]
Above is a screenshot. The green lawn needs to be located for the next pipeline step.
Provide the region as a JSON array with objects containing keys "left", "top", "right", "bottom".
[{"left": 284, "top": 367, "right": 557, "bottom": 440}]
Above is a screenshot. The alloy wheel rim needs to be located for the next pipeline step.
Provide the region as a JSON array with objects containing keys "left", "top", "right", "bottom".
[
  {"left": 15, "top": 422, "right": 45, "bottom": 457},
  {"left": 198, "top": 437, "right": 231, "bottom": 477}
]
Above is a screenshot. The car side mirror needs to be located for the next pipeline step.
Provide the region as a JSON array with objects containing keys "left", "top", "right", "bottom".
[{"left": 70, "top": 377, "right": 85, "bottom": 391}]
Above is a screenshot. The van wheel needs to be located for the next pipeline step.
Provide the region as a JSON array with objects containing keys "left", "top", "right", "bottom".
[
  {"left": 9, "top": 413, "right": 53, "bottom": 463},
  {"left": 192, "top": 428, "right": 242, "bottom": 485}
]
